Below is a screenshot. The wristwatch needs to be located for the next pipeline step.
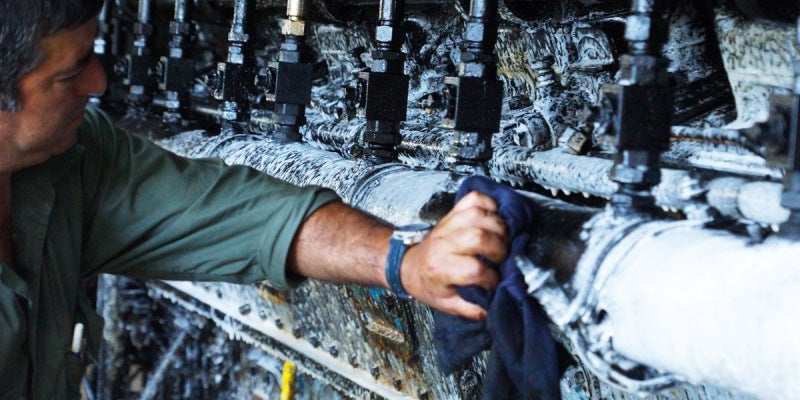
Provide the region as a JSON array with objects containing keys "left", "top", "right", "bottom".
[{"left": 385, "top": 223, "right": 432, "bottom": 299}]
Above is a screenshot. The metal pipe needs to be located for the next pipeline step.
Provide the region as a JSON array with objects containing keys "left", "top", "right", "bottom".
[
  {"left": 358, "top": 0, "right": 409, "bottom": 162},
  {"left": 160, "top": 0, "right": 193, "bottom": 125},
  {"left": 604, "top": 0, "right": 672, "bottom": 216},
  {"left": 214, "top": 0, "right": 253, "bottom": 126},
  {"left": 124, "top": 0, "right": 156, "bottom": 109},
  {"left": 600, "top": 222, "right": 799, "bottom": 399},
  {"left": 442, "top": 0, "right": 503, "bottom": 172},
  {"left": 520, "top": 213, "right": 800, "bottom": 399},
  {"left": 273, "top": 0, "right": 313, "bottom": 141}
]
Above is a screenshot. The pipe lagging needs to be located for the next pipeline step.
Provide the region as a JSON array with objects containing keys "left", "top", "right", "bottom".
[{"left": 594, "top": 219, "right": 800, "bottom": 399}]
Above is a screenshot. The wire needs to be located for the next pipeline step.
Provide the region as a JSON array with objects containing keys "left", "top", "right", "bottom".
[{"left": 280, "top": 360, "right": 296, "bottom": 400}]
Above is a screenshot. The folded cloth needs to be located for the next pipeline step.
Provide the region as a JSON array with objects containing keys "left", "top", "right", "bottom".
[{"left": 433, "top": 175, "right": 563, "bottom": 400}]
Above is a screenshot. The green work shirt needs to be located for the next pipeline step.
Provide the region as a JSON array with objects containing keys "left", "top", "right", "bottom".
[{"left": 0, "top": 107, "right": 339, "bottom": 399}]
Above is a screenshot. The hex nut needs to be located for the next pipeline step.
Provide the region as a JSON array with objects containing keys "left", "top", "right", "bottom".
[
  {"left": 375, "top": 25, "right": 402, "bottom": 44},
  {"left": 624, "top": 14, "right": 652, "bottom": 42},
  {"left": 281, "top": 19, "right": 307, "bottom": 37},
  {"left": 612, "top": 165, "right": 646, "bottom": 184},
  {"left": 464, "top": 21, "right": 487, "bottom": 43}
]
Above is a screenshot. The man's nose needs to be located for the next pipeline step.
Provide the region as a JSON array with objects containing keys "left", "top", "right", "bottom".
[{"left": 74, "top": 56, "right": 108, "bottom": 97}]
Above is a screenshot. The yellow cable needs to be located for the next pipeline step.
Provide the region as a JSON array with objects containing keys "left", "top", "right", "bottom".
[{"left": 280, "top": 360, "right": 296, "bottom": 400}]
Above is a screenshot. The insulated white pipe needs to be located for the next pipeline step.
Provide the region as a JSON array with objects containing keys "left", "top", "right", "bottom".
[{"left": 597, "top": 225, "right": 800, "bottom": 400}]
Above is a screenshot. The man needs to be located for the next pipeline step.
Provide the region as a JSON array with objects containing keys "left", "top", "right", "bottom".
[{"left": 0, "top": 1, "right": 508, "bottom": 398}]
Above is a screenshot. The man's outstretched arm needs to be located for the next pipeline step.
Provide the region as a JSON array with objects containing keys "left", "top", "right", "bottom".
[{"left": 286, "top": 191, "right": 508, "bottom": 320}]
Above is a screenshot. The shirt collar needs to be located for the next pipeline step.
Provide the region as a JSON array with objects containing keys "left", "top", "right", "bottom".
[{"left": 45, "top": 142, "right": 85, "bottom": 184}]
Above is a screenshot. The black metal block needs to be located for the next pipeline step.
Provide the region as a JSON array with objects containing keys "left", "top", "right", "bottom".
[
  {"left": 217, "top": 62, "right": 251, "bottom": 104},
  {"left": 606, "top": 83, "right": 673, "bottom": 152},
  {"left": 441, "top": 76, "right": 503, "bottom": 133},
  {"left": 124, "top": 54, "right": 156, "bottom": 87},
  {"left": 274, "top": 62, "right": 313, "bottom": 105},
  {"left": 160, "top": 57, "right": 195, "bottom": 93},
  {"left": 359, "top": 71, "right": 409, "bottom": 122}
]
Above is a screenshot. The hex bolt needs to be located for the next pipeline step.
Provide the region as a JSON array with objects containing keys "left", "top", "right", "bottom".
[
  {"left": 460, "top": 370, "right": 478, "bottom": 391},
  {"left": 393, "top": 379, "right": 403, "bottom": 390},
  {"left": 309, "top": 336, "right": 321, "bottom": 348},
  {"left": 292, "top": 326, "right": 302, "bottom": 338},
  {"left": 258, "top": 310, "right": 267, "bottom": 320},
  {"left": 370, "top": 366, "right": 381, "bottom": 378},
  {"left": 238, "top": 304, "right": 252, "bottom": 315},
  {"left": 329, "top": 345, "right": 339, "bottom": 357},
  {"left": 348, "top": 355, "right": 359, "bottom": 367},
  {"left": 274, "top": 318, "right": 284, "bottom": 329}
]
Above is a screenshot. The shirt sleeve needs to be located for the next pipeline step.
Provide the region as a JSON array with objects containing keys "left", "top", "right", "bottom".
[{"left": 77, "top": 107, "right": 340, "bottom": 289}]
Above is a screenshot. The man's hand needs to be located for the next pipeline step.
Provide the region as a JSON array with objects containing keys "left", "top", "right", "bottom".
[
  {"left": 400, "top": 191, "right": 508, "bottom": 320},
  {"left": 288, "top": 192, "right": 508, "bottom": 321}
]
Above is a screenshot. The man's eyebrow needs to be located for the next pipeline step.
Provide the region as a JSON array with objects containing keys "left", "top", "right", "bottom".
[{"left": 56, "top": 48, "right": 95, "bottom": 76}]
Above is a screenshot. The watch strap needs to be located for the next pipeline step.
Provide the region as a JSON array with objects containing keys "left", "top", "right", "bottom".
[{"left": 385, "top": 237, "right": 413, "bottom": 299}]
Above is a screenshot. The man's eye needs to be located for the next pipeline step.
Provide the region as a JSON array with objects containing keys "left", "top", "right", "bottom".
[{"left": 58, "top": 70, "right": 81, "bottom": 81}]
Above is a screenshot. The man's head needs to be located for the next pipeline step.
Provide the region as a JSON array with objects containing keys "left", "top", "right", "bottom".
[
  {"left": 1, "top": 1, "right": 105, "bottom": 111},
  {"left": 0, "top": 1, "right": 106, "bottom": 172}
]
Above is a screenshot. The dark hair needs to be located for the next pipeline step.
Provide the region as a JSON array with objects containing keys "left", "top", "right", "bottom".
[{"left": 0, "top": 0, "right": 104, "bottom": 111}]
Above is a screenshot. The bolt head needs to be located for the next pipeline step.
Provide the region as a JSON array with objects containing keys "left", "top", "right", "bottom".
[{"left": 348, "top": 355, "right": 359, "bottom": 367}]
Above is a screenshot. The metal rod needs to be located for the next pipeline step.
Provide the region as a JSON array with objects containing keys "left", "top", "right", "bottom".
[
  {"left": 98, "top": 0, "right": 109, "bottom": 23},
  {"left": 139, "top": 330, "right": 191, "bottom": 400},
  {"left": 231, "top": 0, "right": 248, "bottom": 38},
  {"left": 378, "top": 0, "right": 403, "bottom": 24},
  {"left": 286, "top": 0, "right": 306, "bottom": 19},
  {"left": 137, "top": 0, "right": 151, "bottom": 24},
  {"left": 174, "top": 0, "right": 187, "bottom": 23},
  {"left": 466, "top": 0, "right": 499, "bottom": 54}
]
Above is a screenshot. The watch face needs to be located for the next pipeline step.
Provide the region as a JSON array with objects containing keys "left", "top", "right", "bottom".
[{"left": 393, "top": 223, "right": 432, "bottom": 244}]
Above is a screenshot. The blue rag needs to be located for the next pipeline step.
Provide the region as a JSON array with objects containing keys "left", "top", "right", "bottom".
[{"left": 433, "top": 176, "right": 563, "bottom": 400}]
